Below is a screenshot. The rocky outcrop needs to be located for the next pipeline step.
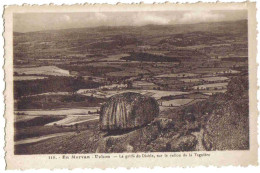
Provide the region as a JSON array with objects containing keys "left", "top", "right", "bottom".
[
  {"left": 100, "top": 92, "right": 159, "bottom": 131},
  {"left": 96, "top": 122, "right": 160, "bottom": 153},
  {"left": 154, "top": 118, "right": 175, "bottom": 131},
  {"left": 166, "top": 135, "right": 197, "bottom": 151},
  {"left": 202, "top": 104, "right": 249, "bottom": 151},
  {"left": 96, "top": 117, "right": 199, "bottom": 153}
]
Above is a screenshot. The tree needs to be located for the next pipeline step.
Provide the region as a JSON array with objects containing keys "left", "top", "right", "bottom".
[
  {"left": 70, "top": 76, "right": 85, "bottom": 95},
  {"left": 226, "top": 76, "right": 248, "bottom": 100},
  {"left": 126, "top": 81, "right": 133, "bottom": 89}
]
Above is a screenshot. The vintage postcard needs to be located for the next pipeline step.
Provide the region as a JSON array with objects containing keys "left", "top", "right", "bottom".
[{"left": 4, "top": 2, "right": 258, "bottom": 169}]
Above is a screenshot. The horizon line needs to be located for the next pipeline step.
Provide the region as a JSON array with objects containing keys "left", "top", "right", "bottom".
[{"left": 13, "top": 19, "right": 247, "bottom": 34}]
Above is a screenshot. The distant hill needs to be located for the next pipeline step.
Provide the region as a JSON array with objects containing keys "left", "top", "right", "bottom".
[
  {"left": 13, "top": 32, "right": 25, "bottom": 36},
  {"left": 16, "top": 19, "right": 247, "bottom": 35},
  {"left": 13, "top": 20, "right": 247, "bottom": 38},
  {"left": 13, "top": 20, "right": 248, "bottom": 62}
]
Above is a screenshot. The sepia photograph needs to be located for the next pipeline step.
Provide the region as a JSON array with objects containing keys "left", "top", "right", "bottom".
[
  {"left": 12, "top": 9, "right": 250, "bottom": 154},
  {"left": 4, "top": 2, "right": 258, "bottom": 169}
]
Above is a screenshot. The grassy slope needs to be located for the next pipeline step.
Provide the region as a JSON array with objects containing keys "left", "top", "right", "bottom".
[
  {"left": 15, "top": 128, "right": 104, "bottom": 154},
  {"left": 15, "top": 119, "right": 99, "bottom": 141},
  {"left": 15, "top": 76, "right": 249, "bottom": 154}
]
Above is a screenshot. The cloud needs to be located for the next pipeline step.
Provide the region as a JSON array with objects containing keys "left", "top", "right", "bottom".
[
  {"left": 178, "top": 11, "right": 225, "bottom": 24},
  {"left": 63, "top": 15, "right": 71, "bottom": 22},
  {"left": 94, "top": 13, "right": 107, "bottom": 21},
  {"left": 55, "top": 15, "right": 71, "bottom": 23},
  {"left": 133, "top": 13, "right": 173, "bottom": 26},
  {"left": 14, "top": 10, "right": 246, "bottom": 32},
  {"left": 84, "top": 11, "right": 223, "bottom": 27}
]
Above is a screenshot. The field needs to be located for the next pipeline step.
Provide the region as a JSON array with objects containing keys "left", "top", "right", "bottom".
[
  {"left": 179, "top": 78, "right": 201, "bottom": 83},
  {"left": 15, "top": 115, "right": 40, "bottom": 122},
  {"left": 161, "top": 99, "right": 194, "bottom": 107},
  {"left": 14, "top": 76, "right": 47, "bottom": 81},
  {"left": 15, "top": 107, "right": 100, "bottom": 116},
  {"left": 155, "top": 73, "right": 199, "bottom": 78},
  {"left": 14, "top": 66, "right": 71, "bottom": 76},
  {"left": 46, "top": 115, "right": 99, "bottom": 126},
  {"left": 13, "top": 19, "right": 249, "bottom": 154},
  {"left": 200, "top": 76, "right": 229, "bottom": 82},
  {"left": 15, "top": 118, "right": 99, "bottom": 141},
  {"left": 193, "top": 82, "right": 228, "bottom": 89},
  {"left": 101, "top": 90, "right": 188, "bottom": 99},
  {"left": 101, "top": 54, "right": 130, "bottom": 61},
  {"left": 179, "top": 76, "right": 229, "bottom": 83}
]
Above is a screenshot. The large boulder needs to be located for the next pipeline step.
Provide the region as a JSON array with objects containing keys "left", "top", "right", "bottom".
[{"left": 100, "top": 92, "right": 159, "bottom": 131}]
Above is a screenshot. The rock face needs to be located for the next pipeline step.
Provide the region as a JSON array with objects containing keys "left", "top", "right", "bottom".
[
  {"left": 100, "top": 92, "right": 159, "bottom": 131},
  {"left": 96, "top": 123, "right": 160, "bottom": 153},
  {"left": 166, "top": 135, "right": 197, "bottom": 151},
  {"left": 202, "top": 104, "right": 249, "bottom": 151},
  {"left": 154, "top": 118, "right": 175, "bottom": 131},
  {"left": 96, "top": 119, "right": 198, "bottom": 153}
]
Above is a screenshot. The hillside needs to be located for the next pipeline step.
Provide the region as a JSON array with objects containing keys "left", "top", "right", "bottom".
[
  {"left": 15, "top": 76, "right": 249, "bottom": 154},
  {"left": 13, "top": 20, "right": 247, "bottom": 63}
]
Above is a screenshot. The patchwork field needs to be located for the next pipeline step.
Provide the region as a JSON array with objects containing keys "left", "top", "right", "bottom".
[
  {"left": 14, "top": 76, "right": 47, "bottom": 81},
  {"left": 14, "top": 66, "right": 71, "bottom": 76},
  {"left": 15, "top": 107, "right": 100, "bottom": 116},
  {"left": 15, "top": 115, "right": 40, "bottom": 122},
  {"left": 101, "top": 90, "right": 188, "bottom": 99},
  {"left": 179, "top": 76, "right": 229, "bottom": 83},
  {"left": 193, "top": 82, "right": 228, "bottom": 89},
  {"left": 161, "top": 99, "right": 194, "bottom": 107},
  {"left": 101, "top": 54, "right": 129, "bottom": 61},
  {"left": 200, "top": 76, "right": 229, "bottom": 82},
  {"left": 46, "top": 115, "right": 99, "bottom": 126},
  {"left": 13, "top": 19, "right": 249, "bottom": 154},
  {"left": 155, "top": 73, "right": 199, "bottom": 78}
]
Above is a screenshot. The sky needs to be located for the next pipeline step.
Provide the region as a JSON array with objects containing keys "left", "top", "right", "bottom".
[{"left": 14, "top": 10, "right": 247, "bottom": 33}]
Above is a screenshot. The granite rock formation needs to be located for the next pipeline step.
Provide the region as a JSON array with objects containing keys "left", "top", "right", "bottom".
[{"left": 100, "top": 92, "right": 159, "bottom": 131}]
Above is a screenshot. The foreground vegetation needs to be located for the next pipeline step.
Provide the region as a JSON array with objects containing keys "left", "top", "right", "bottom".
[{"left": 15, "top": 76, "right": 249, "bottom": 154}]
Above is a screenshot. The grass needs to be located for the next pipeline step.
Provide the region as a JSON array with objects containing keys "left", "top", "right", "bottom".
[
  {"left": 14, "top": 76, "right": 47, "bottom": 81},
  {"left": 14, "top": 66, "right": 70, "bottom": 76},
  {"left": 46, "top": 115, "right": 98, "bottom": 126},
  {"left": 15, "top": 119, "right": 99, "bottom": 141},
  {"left": 16, "top": 94, "right": 106, "bottom": 110},
  {"left": 14, "top": 76, "right": 249, "bottom": 154},
  {"left": 162, "top": 99, "right": 194, "bottom": 107},
  {"left": 15, "top": 127, "right": 103, "bottom": 154},
  {"left": 121, "top": 52, "right": 181, "bottom": 62},
  {"left": 203, "top": 102, "right": 249, "bottom": 150},
  {"left": 101, "top": 54, "right": 129, "bottom": 61},
  {"left": 156, "top": 73, "right": 199, "bottom": 78},
  {"left": 193, "top": 82, "right": 228, "bottom": 88},
  {"left": 14, "top": 115, "right": 65, "bottom": 129},
  {"left": 200, "top": 76, "right": 229, "bottom": 82}
]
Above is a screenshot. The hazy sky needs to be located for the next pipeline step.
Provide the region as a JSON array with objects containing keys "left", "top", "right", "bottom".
[{"left": 14, "top": 10, "right": 247, "bottom": 33}]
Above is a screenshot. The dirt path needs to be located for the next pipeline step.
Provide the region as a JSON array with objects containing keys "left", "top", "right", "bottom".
[
  {"left": 15, "top": 132, "right": 75, "bottom": 145},
  {"left": 192, "top": 129, "right": 206, "bottom": 151}
]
